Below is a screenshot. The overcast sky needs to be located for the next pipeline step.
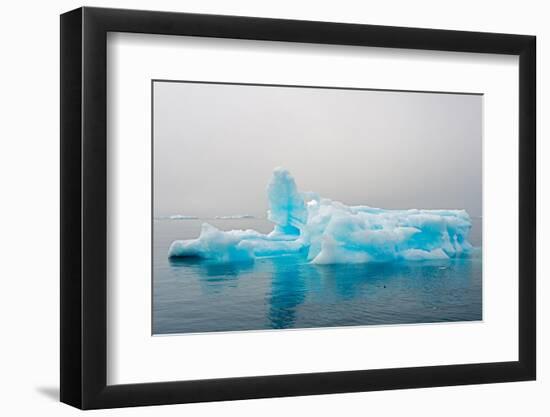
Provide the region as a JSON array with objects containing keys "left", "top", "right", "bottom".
[{"left": 153, "top": 81, "right": 482, "bottom": 218}]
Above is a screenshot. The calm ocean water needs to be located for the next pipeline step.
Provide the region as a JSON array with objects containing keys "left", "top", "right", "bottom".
[{"left": 153, "top": 218, "right": 482, "bottom": 334}]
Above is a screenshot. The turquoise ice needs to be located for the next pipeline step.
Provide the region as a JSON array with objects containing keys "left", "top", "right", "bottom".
[{"left": 168, "top": 168, "right": 474, "bottom": 264}]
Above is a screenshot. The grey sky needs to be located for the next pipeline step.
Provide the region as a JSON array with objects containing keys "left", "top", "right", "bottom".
[{"left": 153, "top": 81, "right": 482, "bottom": 218}]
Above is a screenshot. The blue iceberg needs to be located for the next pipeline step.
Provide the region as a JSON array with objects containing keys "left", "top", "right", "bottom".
[{"left": 168, "top": 168, "right": 474, "bottom": 264}]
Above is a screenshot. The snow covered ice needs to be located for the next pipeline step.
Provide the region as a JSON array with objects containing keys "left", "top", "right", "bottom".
[{"left": 168, "top": 168, "right": 474, "bottom": 264}]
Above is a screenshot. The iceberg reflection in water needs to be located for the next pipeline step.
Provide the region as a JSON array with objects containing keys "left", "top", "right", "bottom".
[
  {"left": 154, "top": 169, "right": 481, "bottom": 334},
  {"left": 153, "top": 218, "right": 482, "bottom": 334}
]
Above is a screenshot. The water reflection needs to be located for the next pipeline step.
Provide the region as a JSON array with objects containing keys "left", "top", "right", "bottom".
[
  {"left": 162, "top": 255, "right": 482, "bottom": 332},
  {"left": 267, "top": 257, "right": 309, "bottom": 329},
  {"left": 169, "top": 257, "right": 254, "bottom": 294}
]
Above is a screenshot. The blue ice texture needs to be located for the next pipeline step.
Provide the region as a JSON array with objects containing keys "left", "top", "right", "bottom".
[{"left": 168, "top": 168, "right": 475, "bottom": 264}]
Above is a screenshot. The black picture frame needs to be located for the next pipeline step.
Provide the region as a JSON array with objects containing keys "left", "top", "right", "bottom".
[{"left": 60, "top": 6, "right": 536, "bottom": 410}]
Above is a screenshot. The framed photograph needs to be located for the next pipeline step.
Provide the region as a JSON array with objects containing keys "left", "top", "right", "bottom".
[{"left": 60, "top": 6, "right": 536, "bottom": 409}]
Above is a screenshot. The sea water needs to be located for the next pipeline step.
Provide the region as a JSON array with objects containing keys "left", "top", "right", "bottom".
[{"left": 152, "top": 217, "right": 482, "bottom": 334}]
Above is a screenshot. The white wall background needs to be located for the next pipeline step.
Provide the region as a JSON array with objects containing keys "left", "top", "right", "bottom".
[{"left": 0, "top": 0, "right": 545, "bottom": 415}]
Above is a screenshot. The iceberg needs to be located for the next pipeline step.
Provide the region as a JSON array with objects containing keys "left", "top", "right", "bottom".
[
  {"left": 267, "top": 168, "right": 307, "bottom": 236},
  {"left": 169, "top": 168, "right": 474, "bottom": 264}
]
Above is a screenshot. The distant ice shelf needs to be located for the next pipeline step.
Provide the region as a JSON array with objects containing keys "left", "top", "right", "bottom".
[
  {"left": 168, "top": 168, "right": 475, "bottom": 265},
  {"left": 168, "top": 214, "right": 198, "bottom": 220},
  {"left": 214, "top": 214, "right": 255, "bottom": 220}
]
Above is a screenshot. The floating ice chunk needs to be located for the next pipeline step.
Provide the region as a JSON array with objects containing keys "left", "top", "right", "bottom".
[
  {"left": 169, "top": 168, "right": 475, "bottom": 265},
  {"left": 169, "top": 223, "right": 255, "bottom": 262},
  {"left": 169, "top": 223, "right": 304, "bottom": 261}
]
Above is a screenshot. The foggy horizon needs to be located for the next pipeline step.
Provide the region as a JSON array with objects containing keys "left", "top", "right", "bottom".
[{"left": 153, "top": 81, "right": 482, "bottom": 219}]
